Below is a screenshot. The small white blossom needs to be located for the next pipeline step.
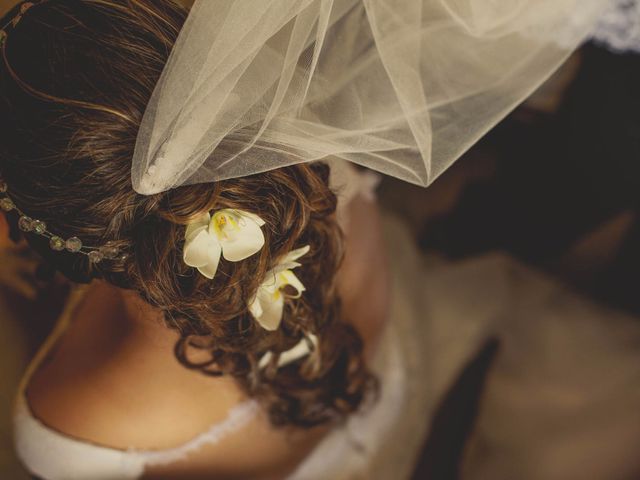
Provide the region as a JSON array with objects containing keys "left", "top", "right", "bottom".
[
  {"left": 249, "top": 245, "right": 310, "bottom": 331},
  {"left": 183, "top": 209, "right": 265, "bottom": 279},
  {"left": 258, "top": 334, "right": 319, "bottom": 370}
]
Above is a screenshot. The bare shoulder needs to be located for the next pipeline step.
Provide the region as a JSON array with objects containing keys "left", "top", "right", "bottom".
[
  {"left": 25, "top": 283, "right": 325, "bottom": 477},
  {"left": 27, "top": 337, "right": 324, "bottom": 479},
  {"left": 25, "top": 283, "right": 244, "bottom": 450}
]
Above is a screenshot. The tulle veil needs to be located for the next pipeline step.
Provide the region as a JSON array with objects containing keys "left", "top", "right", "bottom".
[{"left": 131, "top": 0, "right": 611, "bottom": 195}]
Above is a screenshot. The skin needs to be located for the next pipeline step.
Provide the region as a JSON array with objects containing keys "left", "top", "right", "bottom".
[
  {"left": 0, "top": 214, "right": 42, "bottom": 299},
  {"left": 7, "top": 192, "right": 391, "bottom": 479}
]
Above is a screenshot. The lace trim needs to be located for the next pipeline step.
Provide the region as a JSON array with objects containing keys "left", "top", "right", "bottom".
[
  {"left": 590, "top": 0, "right": 640, "bottom": 53},
  {"left": 135, "top": 400, "right": 260, "bottom": 467}
]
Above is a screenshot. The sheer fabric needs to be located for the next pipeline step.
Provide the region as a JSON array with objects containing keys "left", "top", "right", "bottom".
[
  {"left": 591, "top": 0, "right": 640, "bottom": 53},
  {"left": 132, "top": 0, "right": 612, "bottom": 195}
]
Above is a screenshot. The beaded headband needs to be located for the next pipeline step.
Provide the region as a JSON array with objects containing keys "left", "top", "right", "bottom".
[
  {"left": 0, "top": 2, "right": 38, "bottom": 42},
  {"left": 0, "top": 2, "right": 119, "bottom": 264},
  {"left": 0, "top": 180, "right": 120, "bottom": 263}
]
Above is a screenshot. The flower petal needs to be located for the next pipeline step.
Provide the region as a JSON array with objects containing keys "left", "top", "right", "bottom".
[
  {"left": 197, "top": 254, "right": 221, "bottom": 279},
  {"left": 284, "top": 245, "right": 310, "bottom": 263},
  {"left": 253, "top": 289, "right": 284, "bottom": 331},
  {"left": 248, "top": 294, "right": 264, "bottom": 320},
  {"left": 257, "top": 351, "right": 273, "bottom": 370},
  {"left": 184, "top": 229, "right": 221, "bottom": 270},
  {"left": 275, "top": 245, "right": 310, "bottom": 272},
  {"left": 279, "top": 270, "right": 306, "bottom": 298},
  {"left": 240, "top": 211, "right": 266, "bottom": 227},
  {"left": 219, "top": 214, "right": 265, "bottom": 262},
  {"left": 258, "top": 334, "right": 318, "bottom": 370},
  {"left": 277, "top": 334, "right": 318, "bottom": 368},
  {"left": 260, "top": 270, "right": 280, "bottom": 294},
  {"left": 185, "top": 212, "right": 211, "bottom": 240}
]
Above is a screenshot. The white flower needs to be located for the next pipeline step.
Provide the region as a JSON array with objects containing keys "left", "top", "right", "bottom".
[
  {"left": 249, "top": 245, "right": 310, "bottom": 331},
  {"left": 183, "top": 209, "right": 265, "bottom": 279},
  {"left": 258, "top": 333, "right": 319, "bottom": 370}
]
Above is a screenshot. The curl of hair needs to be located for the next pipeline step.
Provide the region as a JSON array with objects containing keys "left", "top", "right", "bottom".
[{"left": 0, "top": 0, "right": 375, "bottom": 428}]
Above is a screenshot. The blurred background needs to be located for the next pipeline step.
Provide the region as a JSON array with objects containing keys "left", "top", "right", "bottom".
[{"left": 1, "top": 1, "right": 640, "bottom": 479}]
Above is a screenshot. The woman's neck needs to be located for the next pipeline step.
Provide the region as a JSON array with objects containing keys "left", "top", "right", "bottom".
[{"left": 90, "top": 280, "right": 179, "bottom": 351}]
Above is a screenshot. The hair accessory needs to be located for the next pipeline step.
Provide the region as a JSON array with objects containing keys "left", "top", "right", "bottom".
[
  {"left": 183, "top": 209, "right": 266, "bottom": 279},
  {"left": 1, "top": 2, "right": 39, "bottom": 44},
  {"left": 249, "top": 245, "right": 309, "bottom": 331},
  {"left": 0, "top": 180, "right": 120, "bottom": 263},
  {"left": 11, "top": 2, "right": 35, "bottom": 26},
  {"left": 258, "top": 333, "right": 318, "bottom": 371}
]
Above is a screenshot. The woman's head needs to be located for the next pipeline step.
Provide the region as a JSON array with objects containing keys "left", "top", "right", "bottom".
[{"left": 0, "top": 0, "right": 374, "bottom": 427}]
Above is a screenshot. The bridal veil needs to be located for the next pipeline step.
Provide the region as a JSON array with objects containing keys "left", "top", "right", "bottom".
[{"left": 132, "top": 0, "right": 612, "bottom": 195}]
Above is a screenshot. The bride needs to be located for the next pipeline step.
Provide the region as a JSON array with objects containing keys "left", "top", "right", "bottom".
[{"left": 0, "top": 0, "right": 609, "bottom": 478}]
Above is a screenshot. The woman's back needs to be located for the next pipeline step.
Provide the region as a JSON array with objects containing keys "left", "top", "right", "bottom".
[{"left": 15, "top": 168, "right": 391, "bottom": 478}]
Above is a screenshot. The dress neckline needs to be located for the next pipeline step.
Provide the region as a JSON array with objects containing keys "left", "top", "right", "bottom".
[{"left": 14, "top": 284, "right": 259, "bottom": 460}]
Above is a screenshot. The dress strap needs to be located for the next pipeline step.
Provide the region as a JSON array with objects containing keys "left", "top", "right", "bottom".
[{"left": 15, "top": 285, "right": 87, "bottom": 400}]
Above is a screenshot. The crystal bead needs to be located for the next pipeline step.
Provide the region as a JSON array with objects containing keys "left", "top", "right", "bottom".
[
  {"left": 49, "top": 236, "right": 65, "bottom": 251},
  {"left": 88, "top": 250, "right": 104, "bottom": 263},
  {"left": 100, "top": 245, "right": 119, "bottom": 260},
  {"left": 20, "top": 3, "right": 33, "bottom": 15},
  {"left": 32, "top": 219, "right": 46, "bottom": 234},
  {"left": 65, "top": 236, "right": 82, "bottom": 253},
  {"left": 18, "top": 216, "right": 33, "bottom": 232},
  {"left": 0, "top": 198, "right": 14, "bottom": 211},
  {"left": 0, "top": 181, "right": 7, "bottom": 193}
]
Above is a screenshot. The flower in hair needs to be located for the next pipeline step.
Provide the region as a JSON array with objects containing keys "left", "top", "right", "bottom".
[
  {"left": 258, "top": 333, "right": 319, "bottom": 371},
  {"left": 183, "top": 209, "right": 265, "bottom": 279},
  {"left": 249, "top": 245, "right": 309, "bottom": 331}
]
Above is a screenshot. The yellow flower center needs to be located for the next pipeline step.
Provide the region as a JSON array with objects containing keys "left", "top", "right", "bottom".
[{"left": 211, "top": 211, "right": 240, "bottom": 239}]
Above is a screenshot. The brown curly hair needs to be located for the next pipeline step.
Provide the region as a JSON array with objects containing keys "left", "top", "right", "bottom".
[{"left": 0, "top": 0, "right": 375, "bottom": 428}]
